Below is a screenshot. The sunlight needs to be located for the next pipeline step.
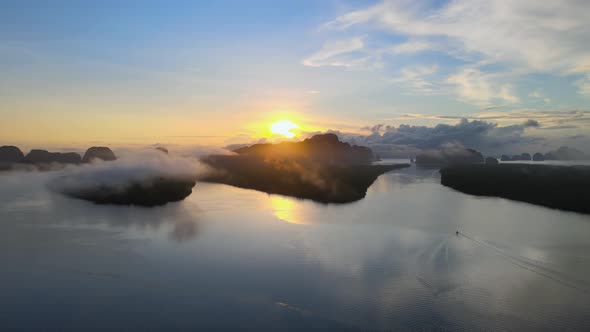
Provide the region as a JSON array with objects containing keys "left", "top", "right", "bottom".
[
  {"left": 270, "top": 120, "right": 299, "bottom": 138},
  {"left": 269, "top": 195, "right": 307, "bottom": 225}
]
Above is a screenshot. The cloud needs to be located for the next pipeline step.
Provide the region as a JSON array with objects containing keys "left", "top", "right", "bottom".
[
  {"left": 391, "top": 65, "right": 439, "bottom": 94},
  {"left": 302, "top": 37, "right": 365, "bottom": 67},
  {"left": 346, "top": 118, "right": 537, "bottom": 154},
  {"left": 48, "top": 150, "right": 209, "bottom": 200},
  {"left": 482, "top": 105, "right": 508, "bottom": 111},
  {"left": 523, "top": 119, "right": 540, "bottom": 128},
  {"left": 541, "top": 125, "right": 579, "bottom": 130},
  {"left": 322, "top": 0, "right": 590, "bottom": 74},
  {"left": 575, "top": 74, "right": 590, "bottom": 96},
  {"left": 320, "top": 116, "right": 590, "bottom": 157},
  {"left": 313, "top": 0, "right": 590, "bottom": 100},
  {"left": 388, "top": 40, "right": 432, "bottom": 54},
  {"left": 529, "top": 90, "right": 552, "bottom": 103},
  {"left": 382, "top": 109, "right": 590, "bottom": 131},
  {"left": 447, "top": 68, "right": 519, "bottom": 105},
  {"left": 473, "top": 109, "right": 590, "bottom": 128}
]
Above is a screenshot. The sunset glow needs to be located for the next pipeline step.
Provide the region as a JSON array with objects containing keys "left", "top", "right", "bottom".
[{"left": 270, "top": 120, "right": 299, "bottom": 138}]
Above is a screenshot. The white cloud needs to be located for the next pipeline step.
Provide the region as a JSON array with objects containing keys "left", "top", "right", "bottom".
[
  {"left": 575, "top": 75, "right": 590, "bottom": 96},
  {"left": 447, "top": 68, "right": 518, "bottom": 105},
  {"left": 314, "top": 0, "right": 590, "bottom": 101},
  {"left": 302, "top": 37, "right": 365, "bottom": 67},
  {"left": 387, "top": 40, "right": 432, "bottom": 55},
  {"left": 529, "top": 90, "right": 551, "bottom": 103},
  {"left": 386, "top": 108, "right": 590, "bottom": 130},
  {"left": 323, "top": 0, "right": 590, "bottom": 74},
  {"left": 392, "top": 65, "right": 439, "bottom": 93},
  {"left": 529, "top": 91, "right": 542, "bottom": 98}
]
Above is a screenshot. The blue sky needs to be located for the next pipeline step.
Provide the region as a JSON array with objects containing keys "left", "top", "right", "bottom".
[{"left": 1, "top": 0, "right": 589, "bottom": 152}]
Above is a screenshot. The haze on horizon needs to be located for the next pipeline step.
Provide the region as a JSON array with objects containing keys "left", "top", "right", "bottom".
[{"left": 1, "top": 0, "right": 589, "bottom": 156}]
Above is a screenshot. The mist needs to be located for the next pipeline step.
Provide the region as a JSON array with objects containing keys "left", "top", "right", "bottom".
[{"left": 45, "top": 150, "right": 212, "bottom": 205}]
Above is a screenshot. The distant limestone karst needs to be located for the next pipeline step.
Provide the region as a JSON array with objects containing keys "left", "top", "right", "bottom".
[
  {"left": 415, "top": 148, "right": 484, "bottom": 165},
  {"left": 0, "top": 146, "right": 25, "bottom": 163},
  {"left": 544, "top": 146, "right": 587, "bottom": 161},
  {"left": 532, "top": 152, "right": 544, "bottom": 161},
  {"left": 82, "top": 147, "right": 117, "bottom": 163},
  {"left": 499, "top": 146, "right": 587, "bottom": 162},
  {"left": 0, "top": 145, "right": 118, "bottom": 171},
  {"left": 24, "top": 149, "right": 82, "bottom": 165}
]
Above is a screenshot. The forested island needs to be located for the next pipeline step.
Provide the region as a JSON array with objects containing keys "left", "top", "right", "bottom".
[
  {"left": 200, "top": 133, "right": 409, "bottom": 203},
  {"left": 440, "top": 164, "right": 590, "bottom": 214},
  {"left": 53, "top": 175, "right": 197, "bottom": 207}
]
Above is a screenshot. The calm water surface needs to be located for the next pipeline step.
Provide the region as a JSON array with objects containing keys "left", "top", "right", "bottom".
[{"left": 1, "top": 164, "right": 590, "bottom": 331}]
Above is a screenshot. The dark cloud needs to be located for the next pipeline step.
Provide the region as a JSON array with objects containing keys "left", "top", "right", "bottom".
[
  {"left": 568, "top": 134, "right": 587, "bottom": 140},
  {"left": 322, "top": 118, "right": 552, "bottom": 158},
  {"left": 482, "top": 105, "right": 508, "bottom": 111},
  {"left": 541, "top": 125, "right": 579, "bottom": 130},
  {"left": 360, "top": 124, "right": 395, "bottom": 134}
]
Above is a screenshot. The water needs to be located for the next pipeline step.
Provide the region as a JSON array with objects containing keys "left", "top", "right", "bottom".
[{"left": 1, "top": 165, "right": 590, "bottom": 331}]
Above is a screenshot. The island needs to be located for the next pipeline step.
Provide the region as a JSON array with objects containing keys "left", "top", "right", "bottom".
[
  {"left": 199, "top": 133, "right": 409, "bottom": 203},
  {"left": 0, "top": 146, "right": 117, "bottom": 171},
  {"left": 54, "top": 176, "right": 196, "bottom": 206},
  {"left": 0, "top": 146, "right": 25, "bottom": 170},
  {"left": 82, "top": 147, "right": 117, "bottom": 163},
  {"left": 439, "top": 164, "right": 590, "bottom": 214},
  {"left": 415, "top": 148, "right": 484, "bottom": 165},
  {"left": 498, "top": 146, "right": 588, "bottom": 162}
]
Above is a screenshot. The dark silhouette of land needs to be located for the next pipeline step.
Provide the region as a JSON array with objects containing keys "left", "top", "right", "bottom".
[
  {"left": 0, "top": 146, "right": 117, "bottom": 171},
  {"left": 0, "top": 146, "right": 24, "bottom": 162},
  {"left": 501, "top": 146, "right": 587, "bottom": 162},
  {"left": 234, "top": 133, "right": 375, "bottom": 165},
  {"left": 24, "top": 149, "right": 82, "bottom": 165},
  {"left": 0, "top": 146, "right": 25, "bottom": 171},
  {"left": 485, "top": 156, "right": 499, "bottom": 164},
  {"left": 533, "top": 152, "right": 544, "bottom": 161},
  {"left": 200, "top": 133, "right": 409, "bottom": 203},
  {"left": 440, "top": 164, "right": 590, "bottom": 214},
  {"left": 55, "top": 176, "right": 196, "bottom": 207},
  {"left": 415, "top": 148, "right": 484, "bottom": 165},
  {"left": 82, "top": 147, "right": 117, "bottom": 163},
  {"left": 155, "top": 146, "right": 169, "bottom": 154}
]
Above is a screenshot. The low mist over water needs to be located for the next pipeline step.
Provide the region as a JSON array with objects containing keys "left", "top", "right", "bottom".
[{"left": 1, "top": 164, "right": 590, "bottom": 331}]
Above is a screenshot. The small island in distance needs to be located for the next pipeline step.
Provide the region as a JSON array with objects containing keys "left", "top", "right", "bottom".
[
  {"left": 0, "top": 145, "right": 117, "bottom": 171},
  {"left": 200, "top": 133, "right": 409, "bottom": 203}
]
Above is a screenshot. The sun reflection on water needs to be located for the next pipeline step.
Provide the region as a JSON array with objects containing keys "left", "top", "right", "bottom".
[{"left": 269, "top": 195, "right": 308, "bottom": 225}]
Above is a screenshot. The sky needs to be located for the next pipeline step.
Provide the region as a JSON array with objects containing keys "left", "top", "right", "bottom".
[{"left": 1, "top": 0, "right": 589, "bottom": 154}]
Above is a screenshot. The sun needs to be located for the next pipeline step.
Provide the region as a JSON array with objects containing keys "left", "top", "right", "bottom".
[{"left": 270, "top": 120, "right": 299, "bottom": 138}]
